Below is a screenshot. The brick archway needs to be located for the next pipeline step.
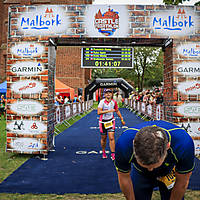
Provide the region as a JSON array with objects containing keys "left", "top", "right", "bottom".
[{"left": 6, "top": 4, "right": 200, "bottom": 155}]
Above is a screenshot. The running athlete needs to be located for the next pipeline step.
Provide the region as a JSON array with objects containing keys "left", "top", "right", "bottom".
[
  {"left": 115, "top": 120, "right": 195, "bottom": 200},
  {"left": 98, "top": 89, "right": 125, "bottom": 161}
]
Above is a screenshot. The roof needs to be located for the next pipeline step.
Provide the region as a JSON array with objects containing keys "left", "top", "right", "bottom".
[{"left": 55, "top": 79, "right": 74, "bottom": 93}]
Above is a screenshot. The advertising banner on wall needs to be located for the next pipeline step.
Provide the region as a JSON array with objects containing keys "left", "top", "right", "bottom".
[
  {"left": 150, "top": 7, "right": 199, "bottom": 37},
  {"left": 177, "top": 42, "right": 200, "bottom": 57},
  {"left": 17, "top": 6, "right": 69, "bottom": 36},
  {"left": 85, "top": 5, "right": 129, "bottom": 37}
]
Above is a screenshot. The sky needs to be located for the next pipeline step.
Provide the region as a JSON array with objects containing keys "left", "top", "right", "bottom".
[{"left": 93, "top": 0, "right": 199, "bottom": 5}]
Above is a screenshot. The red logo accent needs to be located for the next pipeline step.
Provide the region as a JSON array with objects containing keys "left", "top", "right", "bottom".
[
  {"left": 177, "top": 8, "right": 187, "bottom": 19},
  {"left": 94, "top": 7, "right": 119, "bottom": 36},
  {"left": 31, "top": 122, "right": 38, "bottom": 129},
  {"left": 44, "top": 8, "right": 54, "bottom": 18}
]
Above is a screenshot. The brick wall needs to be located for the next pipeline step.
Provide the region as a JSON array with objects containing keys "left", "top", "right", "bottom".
[
  {"left": 56, "top": 46, "right": 90, "bottom": 96},
  {"left": 0, "top": 0, "right": 93, "bottom": 83},
  {"left": 6, "top": 4, "right": 200, "bottom": 154}
]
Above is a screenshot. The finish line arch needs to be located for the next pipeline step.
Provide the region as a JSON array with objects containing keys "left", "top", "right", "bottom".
[
  {"left": 84, "top": 78, "right": 134, "bottom": 100},
  {"left": 6, "top": 4, "right": 200, "bottom": 155}
]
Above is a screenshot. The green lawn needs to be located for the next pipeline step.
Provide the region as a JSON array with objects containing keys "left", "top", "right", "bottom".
[{"left": 0, "top": 107, "right": 200, "bottom": 200}]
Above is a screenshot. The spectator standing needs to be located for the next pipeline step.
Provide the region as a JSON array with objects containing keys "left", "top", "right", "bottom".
[{"left": 0, "top": 94, "right": 6, "bottom": 119}]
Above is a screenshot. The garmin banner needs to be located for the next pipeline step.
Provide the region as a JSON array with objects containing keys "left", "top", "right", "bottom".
[{"left": 6, "top": 4, "right": 200, "bottom": 155}]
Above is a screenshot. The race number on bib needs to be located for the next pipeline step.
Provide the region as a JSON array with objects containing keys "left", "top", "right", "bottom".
[
  {"left": 157, "top": 167, "right": 176, "bottom": 190},
  {"left": 104, "top": 121, "right": 113, "bottom": 129}
]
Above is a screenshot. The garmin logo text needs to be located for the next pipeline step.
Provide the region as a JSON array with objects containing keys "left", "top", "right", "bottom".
[
  {"left": 177, "top": 62, "right": 200, "bottom": 76},
  {"left": 11, "top": 62, "right": 45, "bottom": 76},
  {"left": 100, "top": 82, "right": 117, "bottom": 87}
]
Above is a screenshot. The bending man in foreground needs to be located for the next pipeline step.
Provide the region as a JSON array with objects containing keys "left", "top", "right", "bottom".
[
  {"left": 98, "top": 89, "right": 125, "bottom": 161},
  {"left": 115, "top": 120, "right": 195, "bottom": 200}
]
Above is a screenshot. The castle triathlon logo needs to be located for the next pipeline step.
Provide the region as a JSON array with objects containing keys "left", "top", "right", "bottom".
[
  {"left": 151, "top": 8, "right": 197, "bottom": 36},
  {"left": 94, "top": 7, "right": 119, "bottom": 36}
]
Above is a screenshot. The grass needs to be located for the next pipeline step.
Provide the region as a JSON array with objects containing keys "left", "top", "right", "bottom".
[{"left": 0, "top": 106, "right": 200, "bottom": 200}]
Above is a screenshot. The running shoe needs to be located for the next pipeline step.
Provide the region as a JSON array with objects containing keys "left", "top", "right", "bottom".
[
  {"left": 111, "top": 153, "right": 115, "bottom": 161},
  {"left": 102, "top": 152, "right": 107, "bottom": 159}
]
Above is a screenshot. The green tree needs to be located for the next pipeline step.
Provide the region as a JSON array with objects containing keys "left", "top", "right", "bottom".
[
  {"left": 91, "top": 47, "right": 164, "bottom": 92},
  {"left": 116, "top": 47, "right": 163, "bottom": 92},
  {"left": 163, "top": 0, "right": 200, "bottom": 5}
]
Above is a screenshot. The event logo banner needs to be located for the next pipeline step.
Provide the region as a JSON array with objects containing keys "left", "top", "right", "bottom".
[
  {"left": 17, "top": 6, "right": 69, "bottom": 36},
  {"left": 7, "top": 120, "right": 46, "bottom": 135},
  {"left": 176, "top": 62, "right": 200, "bottom": 76},
  {"left": 10, "top": 138, "right": 43, "bottom": 152},
  {"left": 11, "top": 61, "right": 45, "bottom": 76},
  {"left": 85, "top": 5, "right": 129, "bottom": 37},
  {"left": 11, "top": 80, "right": 44, "bottom": 94},
  {"left": 177, "top": 103, "right": 200, "bottom": 117},
  {"left": 177, "top": 43, "right": 200, "bottom": 57},
  {"left": 150, "top": 7, "right": 199, "bottom": 37},
  {"left": 10, "top": 100, "right": 43, "bottom": 115},
  {"left": 179, "top": 122, "right": 200, "bottom": 137},
  {"left": 11, "top": 43, "right": 44, "bottom": 57},
  {"left": 177, "top": 81, "right": 200, "bottom": 95}
]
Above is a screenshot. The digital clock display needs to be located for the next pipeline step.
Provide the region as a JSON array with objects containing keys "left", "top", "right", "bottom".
[{"left": 81, "top": 47, "right": 133, "bottom": 68}]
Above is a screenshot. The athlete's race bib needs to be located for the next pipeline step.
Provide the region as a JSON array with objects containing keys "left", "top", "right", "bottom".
[
  {"left": 157, "top": 167, "right": 176, "bottom": 190},
  {"left": 104, "top": 121, "right": 113, "bottom": 129}
]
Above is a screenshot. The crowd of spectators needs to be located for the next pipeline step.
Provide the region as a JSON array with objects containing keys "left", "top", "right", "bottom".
[
  {"left": 129, "top": 88, "right": 163, "bottom": 105},
  {"left": 55, "top": 94, "right": 82, "bottom": 106}
]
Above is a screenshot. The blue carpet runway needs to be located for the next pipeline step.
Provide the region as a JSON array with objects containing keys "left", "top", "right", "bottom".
[{"left": 0, "top": 108, "right": 199, "bottom": 194}]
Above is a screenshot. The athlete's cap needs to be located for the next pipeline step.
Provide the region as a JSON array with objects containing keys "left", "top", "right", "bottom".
[{"left": 105, "top": 89, "right": 112, "bottom": 93}]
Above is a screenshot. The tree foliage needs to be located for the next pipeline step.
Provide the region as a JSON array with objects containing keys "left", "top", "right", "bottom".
[
  {"left": 163, "top": 0, "right": 200, "bottom": 5},
  {"left": 91, "top": 47, "right": 164, "bottom": 92}
]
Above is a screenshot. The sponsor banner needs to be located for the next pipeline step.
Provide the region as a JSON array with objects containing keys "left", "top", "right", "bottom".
[
  {"left": 11, "top": 80, "right": 44, "bottom": 94},
  {"left": 10, "top": 138, "right": 43, "bottom": 152},
  {"left": 65, "top": 105, "right": 71, "bottom": 118},
  {"left": 85, "top": 5, "right": 129, "bottom": 37},
  {"left": 150, "top": 7, "right": 198, "bottom": 37},
  {"left": 177, "top": 43, "right": 200, "bottom": 57},
  {"left": 133, "top": 101, "right": 136, "bottom": 110},
  {"left": 141, "top": 103, "right": 145, "bottom": 113},
  {"left": 56, "top": 107, "right": 60, "bottom": 123},
  {"left": 76, "top": 150, "right": 110, "bottom": 155},
  {"left": 7, "top": 120, "right": 46, "bottom": 135},
  {"left": 193, "top": 140, "right": 200, "bottom": 155},
  {"left": 177, "top": 103, "right": 200, "bottom": 117},
  {"left": 73, "top": 104, "right": 77, "bottom": 115},
  {"left": 179, "top": 122, "right": 200, "bottom": 137},
  {"left": 156, "top": 104, "right": 161, "bottom": 120},
  {"left": 82, "top": 102, "right": 85, "bottom": 112},
  {"left": 10, "top": 61, "right": 45, "bottom": 76},
  {"left": 11, "top": 43, "right": 44, "bottom": 57},
  {"left": 147, "top": 104, "right": 152, "bottom": 116},
  {"left": 177, "top": 81, "right": 200, "bottom": 95},
  {"left": 176, "top": 62, "right": 200, "bottom": 76},
  {"left": 137, "top": 101, "right": 140, "bottom": 111},
  {"left": 124, "top": 98, "right": 128, "bottom": 105},
  {"left": 130, "top": 99, "right": 133, "bottom": 108},
  {"left": 78, "top": 103, "right": 81, "bottom": 113},
  {"left": 10, "top": 100, "right": 43, "bottom": 115},
  {"left": 17, "top": 6, "right": 69, "bottom": 36}
]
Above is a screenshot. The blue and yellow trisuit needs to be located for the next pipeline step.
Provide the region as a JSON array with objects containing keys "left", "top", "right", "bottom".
[{"left": 115, "top": 120, "right": 195, "bottom": 200}]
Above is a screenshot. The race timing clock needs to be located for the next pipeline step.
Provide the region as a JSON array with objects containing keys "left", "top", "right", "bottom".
[{"left": 81, "top": 47, "right": 133, "bottom": 68}]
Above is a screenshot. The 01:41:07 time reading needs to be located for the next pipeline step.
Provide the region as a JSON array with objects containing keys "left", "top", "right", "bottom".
[{"left": 95, "top": 61, "right": 121, "bottom": 67}]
